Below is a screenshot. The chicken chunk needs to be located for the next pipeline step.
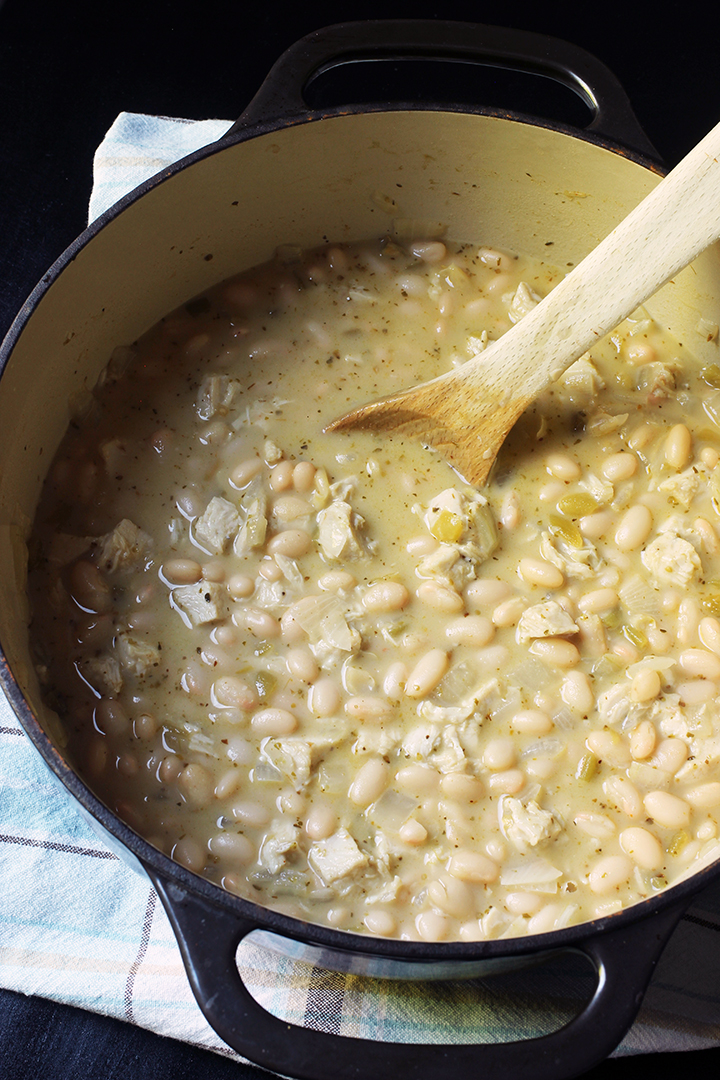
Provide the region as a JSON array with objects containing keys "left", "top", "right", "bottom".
[
  {"left": 98, "top": 519, "right": 152, "bottom": 575},
  {"left": 641, "top": 530, "right": 701, "bottom": 586},
  {"left": 516, "top": 601, "right": 578, "bottom": 643},
  {"left": 308, "top": 828, "right": 368, "bottom": 885},
  {"left": 172, "top": 581, "right": 228, "bottom": 625},
  {"left": 194, "top": 496, "right": 240, "bottom": 554}
]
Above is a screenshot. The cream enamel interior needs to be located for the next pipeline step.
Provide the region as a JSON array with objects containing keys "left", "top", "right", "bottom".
[{"left": 2, "top": 107, "right": 720, "bottom": 755}]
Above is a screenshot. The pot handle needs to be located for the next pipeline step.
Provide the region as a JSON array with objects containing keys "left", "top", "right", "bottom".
[
  {"left": 226, "top": 20, "right": 659, "bottom": 161},
  {"left": 148, "top": 869, "right": 686, "bottom": 1080}
]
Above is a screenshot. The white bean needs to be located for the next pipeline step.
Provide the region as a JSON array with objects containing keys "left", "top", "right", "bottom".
[
  {"left": 162, "top": 558, "right": 202, "bottom": 584},
  {"left": 318, "top": 570, "right": 357, "bottom": 592},
  {"left": 587, "top": 729, "right": 630, "bottom": 767},
  {"left": 286, "top": 647, "right": 319, "bottom": 684},
  {"left": 643, "top": 790, "right": 691, "bottom": 829},
  {"left": 518, "top": 558, "right": 564, "bottom": 589},
  {"left": 529, "top": 638, "right": 580, "bottom": 667},
  {"left": 158, "top": 755, "right": 182, "bottom": 784},
  {"left": 363, "top": 581, "right": 410, "bottom": 612},
  {"left": 487, "top": 769, "right": 526, "bottom": 794},
  {"left": 292, "top": 461, "right": 316, "bottom": 493},
  {"left": 447, "top": 849, "right": 499, "bottom": 883},
  {"left": 344, "top": 696, "right": 393, "bottom": 723},
  {"left": 94, "top": 699, "right": 129, "bottom": 737},
  {"left": 406, "top": 535, "right": 438, "bottom": 557},
  {"left": 416, "top": 581, "right": 464, "bottom": 612},
  {"left": 512, "top": 709, "right": 553, "bottom": 735},
  {"left": 444, "top": 614, "right": 495, "bottom": 647},
  {"left": 573, "top": 812, "right": 616, "bottom": 840},
  {"left": 603, "top": 776, "right": 643, "bottom": 818},
  {"left": 405, "top": 649, "right": 450, "bottom": 698},
  {"left": 619, "top": 827, "right": 663, "bottom": 870},
  {"left": 699, "top": 616, "right": 720, "bottom": 655},
  {"left": 505, "top": 892, "right": 544, "bottom": 916},
  {"left": 251, "top": 708, "right": 298, "bottom": 736},
  {"left": 561, "top": 670, "right": 595, "bottom": 713},
  {"left": 677, "top": 600, "right": 701, "bottom": 646},
  {"left": 427, "top": 874, "right": 473, "bottom": 918},
  {"left": 214, "top": 768, "right": 243, "bottom": 800},
  {"left": 116, "top": 753, "right": 138, "bottom": 778},
  {"left": 235, "top": 607, "right": 281, "bottom": 640},
  {"left": 208, "top": 832, "right": 254, "bottom": 865},
  {"left": 267, "top": 529, "right": 312, "bottom": 557},
  {"left": 630, "top": 719, "right": 657, "bottom": 760},
  {"left": 579, "top": 510, "right": 613, "bottom": 539},
  {"left": 411, "top": 239, "right": 447, "bottom": 263},
  {"left": 415, "top": 911, "right": 449, "bottom": 942},
  {"left": 664, "top": 423, "right": 692, "bottom": 470},
  {"left": 492, "top": 596, "right": 527, "bottom": 627},
  {"left": 686, "top": 783, "right": 720, "bottom": 809},
  {"left": 482, "top": 737, "right": 516, "bottom": 771},
  {"left": 615, "top": 505, "right": 653, "bottom": 551},
  {"left": 278, "top": 790, "right": 305, "bottom": 816},
  {"left": 694, "top": 517, "right": 719, "bottom": 554},
  {"left": 309, "top": 678, "right": 341, "bottom": 717},
  {"left": 650, "top": 737, "right": 688, "bottom": 775},
  {"left": 177, "top": 763, "right": 214, "bottom": 808},
  {"left": 272, "top": 494, "right": 311, "bottom": 521},
  {"left": 133, "top": 712, "right": 158, "bottom": 742},
  {"left": 679, "top": 648, "right": 720, "bottom": 680},
  {"left": 268, "top": 460, "right": 294, "bottom": 491},
  {"left": 228, "top": 573, "right": 254, "bottom": 599},
  {"left": 396, "top": 764, "right": 440, "bottom": 794},
  {"left": 202, "top": 559, "right": 225, "bottom": 583},
  {"left": 627, "top": 421, "right": 657, "bottom": 450},
  {"left": 631, "top": 668, "right": 661, "bottom": 703},
  {"left": 578, "top": 588, "right": 618, "bottom": 615},
  {"left": 212, "top": 678, "right": 257, "bottom": 712},
  {"left": 588, "top": 854, "right": 633, "bottom": 894},
  {"left": 348, "top": 758, "right": 389, "bottom": 807},
  {"left": 364, "top": 911, "right": 397, "bottom": 937},
  {"left": 546, "top": 453, "right": 581, "bottom": 480},
  {"left": 465, "top": 579, "right": 512, "bottom": 607},
  {"left": 527, "top": 904, "right": 567, "bottom": 936},
  {"left": 172, "top": 837, "right": 206, "bottom": 873},
  {"left": 602, "top": 452, "right": 637, "bottom": 481},
  {"left": 229, "top": 457, "right": 263, "bottom": 489},
  {"left": 500, "top": 491, "right": 521, "bottom": 529},
  {"left": 399, "top": 818, "right": 428, "bottom": 845},
  {"left": 305, "top": 804, "right": 337, "bottom": 840},
  {"left": 232, "top": 800, "right": 272, "bottom": 827},
  {"left": 675, "top": 679, "right": 717, "bottom": 704},
  {"left": 69, "top": 560, "right": 112, "bottom": 613}
]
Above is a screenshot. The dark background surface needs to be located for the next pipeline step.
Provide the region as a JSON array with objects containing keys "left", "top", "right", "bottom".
[{"left": 1, "top": 0, "right": 719, "bottom": 1077}]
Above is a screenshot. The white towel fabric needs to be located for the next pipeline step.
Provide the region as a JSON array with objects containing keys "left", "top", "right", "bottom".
[
  {"left": 2, "top": 112, "right": 720, "bottom": 1071},
  {"left": 88, "top": 112, "right": 234, "bottom": 222}
]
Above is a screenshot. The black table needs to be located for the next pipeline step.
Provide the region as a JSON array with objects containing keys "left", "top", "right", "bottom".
[{"left": 1, "top": 1, "right": 719, "bottom": 1077}]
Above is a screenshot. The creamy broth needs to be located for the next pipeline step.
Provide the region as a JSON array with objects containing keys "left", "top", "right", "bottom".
[{"left": 28, "top": 236, "right": 720, "bottom": 942}]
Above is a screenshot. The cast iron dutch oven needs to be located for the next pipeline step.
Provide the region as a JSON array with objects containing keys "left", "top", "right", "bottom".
[{"left": 2, "top": 20, "right": 720, "bottom": 1080}]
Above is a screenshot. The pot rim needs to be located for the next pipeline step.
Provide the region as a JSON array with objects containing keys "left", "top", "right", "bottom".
[
  {"left": 0, "top": 96, "right": 664, "bottom": 375},
  {"left": 1, "top": 99, "right": 701, "bottom": 967}
]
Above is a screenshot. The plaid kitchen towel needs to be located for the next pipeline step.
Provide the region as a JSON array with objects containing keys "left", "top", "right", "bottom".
[{"left": 1, "top": 111, "right": 720, "bottom": 1070}]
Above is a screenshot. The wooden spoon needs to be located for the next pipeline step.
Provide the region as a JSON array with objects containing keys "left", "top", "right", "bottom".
[{"left": 326, "top": 120, "right": 720, "bottom": 486}]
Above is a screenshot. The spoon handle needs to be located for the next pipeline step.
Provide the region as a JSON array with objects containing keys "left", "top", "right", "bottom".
[
  {"left": 463, "top": 117, "right": 720, "bottom": 403},
  {"left": 327, "top": 118, "right": 720, "bottom": 486}
]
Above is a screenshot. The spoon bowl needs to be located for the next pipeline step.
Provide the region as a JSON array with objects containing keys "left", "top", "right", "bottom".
[{"left": 326, "top": 119, "right": 720, "bottom": 486}]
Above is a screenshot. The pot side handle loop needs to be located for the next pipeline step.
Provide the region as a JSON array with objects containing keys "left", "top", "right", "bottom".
[
  {"left": 226, "top": 20, "right": 659, "bottom": 162},
  {"left": 148, "top": 868, "right": 686, "bottom": 1080}
]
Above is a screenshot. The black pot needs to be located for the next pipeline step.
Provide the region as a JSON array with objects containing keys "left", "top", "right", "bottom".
[{"left": 2, "top": 20, "right": 719, "bottom": 1080}]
